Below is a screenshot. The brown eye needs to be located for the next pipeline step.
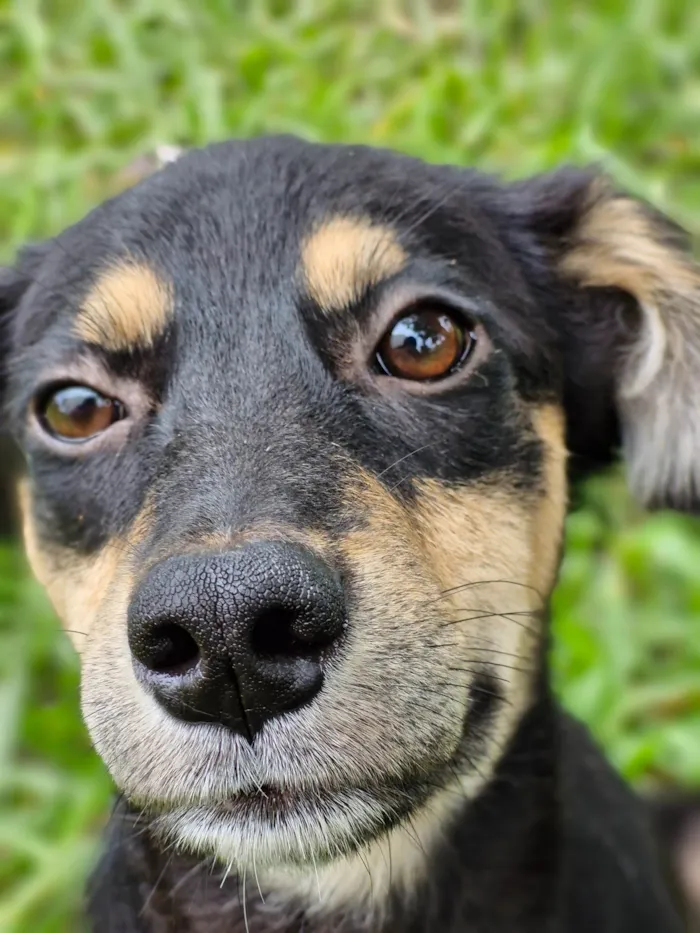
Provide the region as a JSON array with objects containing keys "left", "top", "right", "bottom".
[
  {"left": 38, "top": 385, "right": 126, "bottom": 441},
  {"left": 375, "top": 305, "right": 475, "bottom": 381}
]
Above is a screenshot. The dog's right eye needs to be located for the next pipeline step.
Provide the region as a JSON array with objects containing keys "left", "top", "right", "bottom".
[
  {"left": 374, "top": 304, "right": 476, "bottom": 382},
  {"left": 37, "top": 385, "right": 126, "bottom": 442}
]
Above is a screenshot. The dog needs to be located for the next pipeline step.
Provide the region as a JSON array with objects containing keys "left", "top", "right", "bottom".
[{"left": 1, "top": 137, "right": 698, "bottom": 932}]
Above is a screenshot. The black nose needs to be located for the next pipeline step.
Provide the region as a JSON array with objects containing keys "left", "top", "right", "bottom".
[{"left": 127, "top": 542, "right": 346, "bottom": 741}]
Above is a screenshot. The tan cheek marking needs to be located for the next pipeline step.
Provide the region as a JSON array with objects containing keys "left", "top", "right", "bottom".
[
  {"left": 300, "top": 216, "right": 406, "bottom": 313},
  {"left": 416, "top": 479, "right": 529, "bottom": 589},
  {"left": 338, "top": 465, "right": 554, "bottom": 764},
  {"left": 411, "top": 408, "right": 568, "bottom": 601},
  {"left": 74, "top": 261, "right": 173, "bottom": 352},
  {"left": 18, "top": 481, "right": 148, "bottom": 651},
  {"left": 338, "top": 469, "right": 428, "bottom": 607},
  {"left": 338, "top": 456, "right": 564, "bottom": 629},
  {"left": 529, "top": 403, "right": 569, "bottom": 595},
  {"left": 410, "top": 475, "right": 545, "bottom": 721}
]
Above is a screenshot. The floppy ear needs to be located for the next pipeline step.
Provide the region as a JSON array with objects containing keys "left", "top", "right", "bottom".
[
  {"left": 510, "top": 169, "right": 700, "bottom": 511},
  {"left": 0, "top": 241, "right": 53, "bottom": 394},
  {"left": 0, "top": 243, "right": 52, "bottom": 536}
]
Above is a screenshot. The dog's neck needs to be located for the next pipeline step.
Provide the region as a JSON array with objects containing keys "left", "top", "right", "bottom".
[{"left": 88, "top": 699, "right": 562, "bottom": 933}]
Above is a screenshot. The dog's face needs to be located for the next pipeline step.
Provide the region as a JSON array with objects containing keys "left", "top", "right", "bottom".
[{"left": 2, "top": 138, "right": 700, "bottom": 904}]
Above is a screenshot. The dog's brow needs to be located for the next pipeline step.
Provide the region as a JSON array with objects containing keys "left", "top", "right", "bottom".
[
  {"left": 300, "top": 216, "right": 406, "bottom": 313},
  {"left": 74, "top": 261, "right": 173, "bottom": 352}
]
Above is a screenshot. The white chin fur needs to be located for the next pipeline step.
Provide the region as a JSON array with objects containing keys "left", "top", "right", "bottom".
[
  {"left": 152, "top": 787, "right": 391, "bottom": 869},
  {"left": 148, "top": 776, "right": 481, "bottom": 918}
]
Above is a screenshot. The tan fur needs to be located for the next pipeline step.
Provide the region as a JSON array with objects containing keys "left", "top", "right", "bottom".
[
  {"left": 18, "top": 481, "right": 156, "bottom": 651},
  {"left": 412, "top": 406, "right": 567, "bottom": 600},
  {"left": 19, "top": 481, "right": 124, "bottom": 651},
  {"left": 408, "top": 403, "right": 567, "bottom": 744},
  {"left": 75, "top": 262, "right": 173, "bottom": 352},
  {"left": 142, "top": 465, "right": 529, "bottom": 891},
  {"left": 19, "top": 408, "right": 568, "bottom": 914},
  {"left": 529, "top": 404, "right": 569, "bottom": 595},
  {"left": 561, "top": 184, "right": 700, "bottom": 506},
  {"left": 561, "top": 185, "right": 699, "bottom": 303},
  {"left": 300, "top": 217, "right": 406, "bottom": 313}
]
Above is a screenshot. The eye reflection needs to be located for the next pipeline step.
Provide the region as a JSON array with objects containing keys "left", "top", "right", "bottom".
[
  {"left": 375, "top": 306, "right": 475, "bottom": 381},
  {"left": 38, "top": 384, "right": 126, "bottom": 441}
]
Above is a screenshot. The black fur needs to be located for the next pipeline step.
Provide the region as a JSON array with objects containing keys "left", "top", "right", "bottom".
[
  {"left": 0, "top": 137, "right": 693, "bottom": 931},
  {"left": 86, "top": 707, "right": 681, "bottom": 933}
]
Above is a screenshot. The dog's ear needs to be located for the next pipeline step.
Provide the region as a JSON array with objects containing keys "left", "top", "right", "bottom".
[
  {"left": 0, "top": 241, "right": 52, "bottom": 388},
  {"left": 0, "top": 242, "right": 52, "bottom": 536},
  {"left": 508, "top": 169, "right": 700, "bottom": 511}
]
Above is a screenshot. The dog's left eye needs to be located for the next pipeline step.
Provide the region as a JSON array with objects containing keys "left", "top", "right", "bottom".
[
  {"left": 375, "top": 303, "right": 476, "bottom": 381},
  {"left": 37, "top": 385, "right": 126, "bottom": 442}
]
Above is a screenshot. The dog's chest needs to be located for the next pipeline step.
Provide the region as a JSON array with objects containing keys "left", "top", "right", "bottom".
[
  {"left": 140, "top": 870, "right": 375, "bottom": 933},
  {"left": 143, "top": 901, "right": 373, "bottom": 933}
]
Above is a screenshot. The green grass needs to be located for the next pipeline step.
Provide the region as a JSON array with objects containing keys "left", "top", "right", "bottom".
[{"left": 1, "top": 1, "right": 700, "bottom": 930}]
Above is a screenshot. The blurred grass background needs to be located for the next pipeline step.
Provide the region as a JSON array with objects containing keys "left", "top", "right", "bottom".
[{"left": 1, "top": 1, "right": 699, "bottom": 930}]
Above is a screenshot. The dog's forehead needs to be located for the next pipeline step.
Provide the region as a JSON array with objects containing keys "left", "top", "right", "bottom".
[
  {"left": 15, "top": 138, "right": 526, "bottom": 369},
  {"left": 134, "top": 135, "right": 477, "bottom": 226},
  {"left": 66, "top": 137, "right": 476, "bottom": 261}
]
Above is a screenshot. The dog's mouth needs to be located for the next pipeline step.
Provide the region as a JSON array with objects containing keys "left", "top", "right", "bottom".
[
  {"left": 146, "top": 770, "right": 448, "bottom": 870},
  {"left": 217, "top": 775, "right": 422, "bottom": 821},
  {"left": 199, "top": 771, "right": 430, "bottom": 828},
  {"left": 139, "top": 672, "right": 502, "bottom": 869},
  {"left": 225, "top": 783, "right": 297, "bottom": 810}
]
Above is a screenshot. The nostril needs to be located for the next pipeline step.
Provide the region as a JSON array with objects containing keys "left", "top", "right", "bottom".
[
  {"left": 128, "top": 545, "right": 346, "bottom": 735},
  {"left": 252, "top": 606, "right": 319, "bottom": 660},
  {"left": 146, "top": 623, "right": 201, "bottom": 675}
]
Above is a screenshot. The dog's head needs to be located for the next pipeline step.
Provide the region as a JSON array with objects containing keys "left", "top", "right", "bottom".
[{"left": 2, "top": 138, "right": 699, "bottom": 907}]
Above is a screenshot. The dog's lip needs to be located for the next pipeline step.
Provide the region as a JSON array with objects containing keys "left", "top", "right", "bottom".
[
  {"left": 150, "top": 778, "right": 430, "bottom": 868},
  {"left": 170, "top": 779, "right": 424, "bottom": 854},
  {"left": 218, "top": 783, "right": 299, "bottom": 812},
  {"left": 202, "top": 773, "right": 430, "bottom": 822}
]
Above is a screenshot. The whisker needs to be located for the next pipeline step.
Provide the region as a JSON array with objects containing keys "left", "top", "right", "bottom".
[
  {"left": 388, "top": 833, "right": 394, "bottom": 892},
  {"left": 464, "top": 646, "right": 539, "bottom": 661},
  {"left": 405, "top": 814, "right": 428, "bottom": 858},
  {"left": 450, "top": 660, "right": 536, "bottom": 677},
  {"left": 220, "top": 860, "right": 233, "bottom": 889},
  {"left": 311, "top": 850, "right": 322, "bottom": 904},
  {"left": 466, "top": 683, "right": 511, "bottom": 706},
  {"left": 423, "top": 641, "right": 536, "bottom": 663},
  {"left": 241, "top": 866, "right": 250, "bottom": 933},
  {"left": 432, "top": 579, "right": 544, "bottom": 602},
  {"left": 376, "top": 443, "right": 435, "bottom": 479},
  {"left": 443, "top": 667, "right": 511, "bottom": 686},
  {"left": 356, "top": 846, "right": 374, "bottom": 900},
  {"left": 438, "top": 611, "right": 541, "bottom": 635},
  {"left": 252, "top": 852, "right": 265, "bottom": 904},
  {"left": 388, "top": 473, "right": 418, "bottom": 492},
  {"left": 140, "top": 852, "right": 173, "bottom": 917},
  {"left": 168, "top": 858, "right": 209, "bottom": 898}
]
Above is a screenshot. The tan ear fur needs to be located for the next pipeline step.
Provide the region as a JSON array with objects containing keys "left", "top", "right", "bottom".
[{"left": 560, "top": 179, "right": 700, "bottom": 508}]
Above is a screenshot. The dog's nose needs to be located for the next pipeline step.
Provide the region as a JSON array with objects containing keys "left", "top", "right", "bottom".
[{"left": 127, "top": 542, "right": 345, "bottom": 740}]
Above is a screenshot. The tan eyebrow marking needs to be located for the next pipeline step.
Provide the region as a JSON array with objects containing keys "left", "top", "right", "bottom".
[
  {"left": 300, "top": 216, "right": 407, "bottom": 314},
  {"left": 75, "top": 262, "right": 173, "bottom": 352}
]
